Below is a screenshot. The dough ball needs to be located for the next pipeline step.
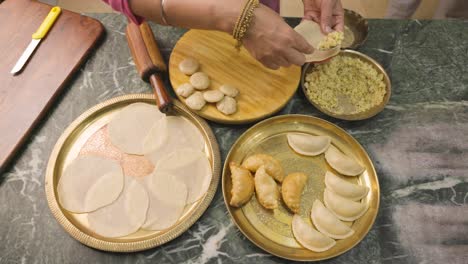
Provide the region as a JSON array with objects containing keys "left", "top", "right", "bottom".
[
  {"left": 176, "top": 83, "right": 194, "bottom": 98},
  {"left": 219, "top": 84, "right": 239, "bottom": 97},
  {"left": 178, "top": 57, "right": 199, "bottom": 75},
  {"left": 186, "top": 91, "right": 206, "bottom": 110},
  {"left": 203, "top": 90, "right": 224, "bottom": 103},
  {"left": 216, "top": 96, "right": 237, "bottom": 115},
  {"left": 190, "top": 72, "right": 210, "bottom": 90}
]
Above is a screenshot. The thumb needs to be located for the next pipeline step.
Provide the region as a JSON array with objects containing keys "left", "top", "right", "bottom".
[{"left": 320, "top": 1, "right": 333, "bottom": 34}]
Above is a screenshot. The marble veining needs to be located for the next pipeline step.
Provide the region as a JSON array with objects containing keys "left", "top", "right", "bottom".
[{"left": 0, "top": 14, "right": 467, "bottom": 263}]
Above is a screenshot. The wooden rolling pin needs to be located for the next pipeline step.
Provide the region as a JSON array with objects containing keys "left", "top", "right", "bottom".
[{"left": 125, "top": 21, "right": 172, "bottom": 113}]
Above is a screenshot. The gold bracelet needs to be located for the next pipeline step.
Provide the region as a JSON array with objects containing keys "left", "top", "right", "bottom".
[
  {"left": 233, "top": 0, "right": 258, "bottom": 46},
  {"left": 160, "top": 0, "right": 169, "bottom": 25},
  {"left": 232, "top": 0, "right": 252, "bottom": 40},
  {"left": 232, "top": 0, "right": 259, "bottom": 48}
]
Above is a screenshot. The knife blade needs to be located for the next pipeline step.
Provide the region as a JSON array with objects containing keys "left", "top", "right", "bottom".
[{"left": 10, "top": 6, "right": 61, "bottom": 75}]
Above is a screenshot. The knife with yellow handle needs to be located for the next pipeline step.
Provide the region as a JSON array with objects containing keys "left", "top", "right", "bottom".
[{"left": 10, "top": 6, "right": 61, "bottom": 75}]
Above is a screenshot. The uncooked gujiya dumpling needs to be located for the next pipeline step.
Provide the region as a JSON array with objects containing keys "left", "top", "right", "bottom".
[
  {"left": 325, "top": 171, "right": 369, "bottom": 201},
  {"left": 287, "top": 133, "right": 331, "bottom": 156},
  {"left": 323, "top": 188, "right": 368, "bottom": 221},
  {"left": 294, "top": 20, "right": 340, "bottom": 62},
  {"left": 292, "top": 215, "right": 336, "bottom": 252},
  {"left": 325, "top": 145, "right": 365, "bottom": 176},
  {"left": 242, "top": 154, "right": 285, "bottom": 182},
  {"left": 229, "top": 162, "right": 254, "bottom": 207},
  {"left": 311, "top": 200, "right": 354, "bottom": 239},
  {"left": 282, "top": 172, "right": 308, "bottom": 213},
  {"left": 254, "top": 166, "right": 279, "bottom": 209}
]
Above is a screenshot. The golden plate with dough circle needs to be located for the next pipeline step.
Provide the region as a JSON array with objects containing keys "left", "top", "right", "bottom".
[
  {"left": 45, "top": 94, "right": 221, "bottom": 252},
  {"left": 169, "top": 30, "right": 301, "bottom": 125},
  {"left": 222, "top": 115, "right": 379, "bottom": 261}
]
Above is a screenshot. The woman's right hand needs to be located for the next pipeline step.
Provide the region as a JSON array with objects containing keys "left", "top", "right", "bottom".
[{"left": 242, "top": 4, "right": 314, "bottom": 70}]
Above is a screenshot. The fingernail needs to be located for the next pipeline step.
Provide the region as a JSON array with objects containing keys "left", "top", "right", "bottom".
[{"left": 325, "top": 26, "right": 332, "bottom": 33}]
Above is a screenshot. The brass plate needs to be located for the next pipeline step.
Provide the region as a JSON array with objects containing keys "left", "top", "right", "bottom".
[
  {"left": 169, "top": 30, "right": 301, "bottom": 125},
  {"left": 301, "top": 50, "right": 392, "bottom": 121},
  {"left": 343, "top": 9, "right": 369, "bottom": 49},
  {"left": 45, "top": 94, "right": 221, "bottom": 252},
  {"left": 222, "top": 115, "right": 379, "bottom": 261}
]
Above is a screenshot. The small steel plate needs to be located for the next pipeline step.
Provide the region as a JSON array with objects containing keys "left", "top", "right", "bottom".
[
  {"left": 222, "top": 115, "right": 380, "bottom": 261},
  {"left": 45, "top": 94, "right": 221, "bottom": 252},
  {"left": 342, "top": 9, "right": 369, "bottom": 49}
]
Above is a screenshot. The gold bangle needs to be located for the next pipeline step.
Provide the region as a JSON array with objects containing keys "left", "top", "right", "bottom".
[
  {"left": 234, "top": 0, "right": 258, "bottom": 46},
  {"left": 232, "top": 0, "right": 259, "bottom": 48},
  {"left": 233, "top": 0, "right": 252, "bottom": 39},
  {"left": 160, "top": 0, "right": 169, "bottom": 25}
]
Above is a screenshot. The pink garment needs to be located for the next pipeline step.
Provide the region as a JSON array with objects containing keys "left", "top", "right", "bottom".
[
  {"left": 102, "top": 0, "right": 143, "bottom": 24},
  {"left": 261, "top": 0, "right": 280, "bottom": 13},
  {"left": 102, "top": 0, "right": 280, "bottom": 25}
]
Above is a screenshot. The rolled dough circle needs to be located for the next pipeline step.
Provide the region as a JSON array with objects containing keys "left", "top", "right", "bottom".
[
  {"left": 156, "top": 148, "right": 212, "bottom": 203},
  {"left": 142, "top": 170, "right": 188, "bottom": 231},
  {"left": 57, "top": 156, "right": 124, "bottom": 213},
  {"left": 108, "top": 103, "right": 164, "bottom": 155},
  {"left": 86, "top": 176, "right": 149, "bottom": 238}
]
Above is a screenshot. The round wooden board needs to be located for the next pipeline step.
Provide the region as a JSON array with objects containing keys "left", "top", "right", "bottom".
[{"left": 169, "top": 30, "right": 301, "bottom": 124}]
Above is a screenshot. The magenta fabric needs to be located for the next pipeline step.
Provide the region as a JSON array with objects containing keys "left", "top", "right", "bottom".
[
  {"left": 102, "top": 0, "right": 280, "bottom": 24},
  {"left": 102, "top": 0, "right": 143, "bottom": 24},
  {"left": 260, "top": 0, "right": 280, "bottom": 13}
]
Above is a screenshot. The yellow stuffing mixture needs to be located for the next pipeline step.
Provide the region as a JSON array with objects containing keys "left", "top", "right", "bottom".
[
  {"left": 318, "top": 31, "right": 344, "bottom": 50},
  {"left": 304, "top": 55, "right": 386, "bottom": 114}
]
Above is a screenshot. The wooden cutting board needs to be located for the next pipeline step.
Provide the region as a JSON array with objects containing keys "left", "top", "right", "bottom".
[
  {"left": 169, "top": 30, "right": 301, "bottom": 124},
  {"left": 0, "top": 0, "right": 104, "bottom": 171}
]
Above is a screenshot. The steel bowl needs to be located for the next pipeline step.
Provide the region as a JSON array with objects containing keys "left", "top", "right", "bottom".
[
  {"left": 301, "top": 50, "right": 391, "bottom": 121},
  {"left": 342, "top": 9, "right": 369, "bottom": 49}
]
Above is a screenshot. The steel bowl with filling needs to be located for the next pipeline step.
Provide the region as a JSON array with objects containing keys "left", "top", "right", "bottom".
[
  {"left": 342, "top": 9, "right": 369, "bottom": 49},
  {"left": 301, "top": 50, "right": 391, "bottom": 121}
]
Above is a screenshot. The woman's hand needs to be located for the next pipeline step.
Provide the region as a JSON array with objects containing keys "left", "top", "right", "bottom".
[
  {"left": 303, "top": 0, "right": 344, "bottom": 33},
  {"left": 242, "top": 4, "right": 314, "bottom": 70}
]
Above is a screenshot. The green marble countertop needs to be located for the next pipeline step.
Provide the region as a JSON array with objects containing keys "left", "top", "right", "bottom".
[{"left": 0, "top": 14, "right": 467, "bottom": 263}]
